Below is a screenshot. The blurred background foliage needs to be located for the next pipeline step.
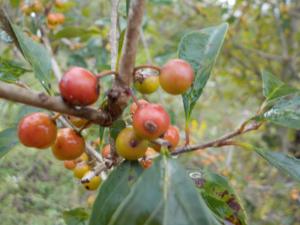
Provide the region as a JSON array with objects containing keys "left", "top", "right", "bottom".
[{"left": 0, "top": 0, "right": 300, "bottom": 224}]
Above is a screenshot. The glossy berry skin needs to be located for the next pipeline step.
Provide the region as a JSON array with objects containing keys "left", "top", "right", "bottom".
[
  {"left": 73, "top": 163, "right": 90, "bottom": 179},
  {"left": 52, "top": 128, "right": 85, "bottom": 160},
  {"left": 133, "top": 104, "right": 170, "bottom": 140},
  {"left": 83, "top": 175, "right": 101, "bottom": 191},
  {"left": 160, "top": 59, "right": 194, "bottom": 95},
  {"left": 153, "top": 125, "right": 180, "bottom": 152},
  {"left": 101, "top": 144, "right": 111, "bottom": 159},
  {"left": 18, "top": 112, "right": 57, "bottom": 149},
  {"left": 64, "top": 160, "right": 76, "bottom": 170},
  {"left": 134, "top": 75, "right": 159, "bottom": 94},
  {"left": 116, "top": 127, "right": 148, "bottom": 160},
  {"left": 59, "top": 67, "right": 99, "bottom": 106},
  {"left": 130, "top": 99, "right": 148, "bottom": 116}
]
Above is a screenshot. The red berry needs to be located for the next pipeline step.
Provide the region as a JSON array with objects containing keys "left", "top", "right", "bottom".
[
  {"left": 153, "top": 125, "right": 180, "bottom": 151},
  {"left": 18, "top": 112, "right": 57, "bottom": 149},
  {"left": 130, "top": 99, "right": 148, "bottom": 116},
  {"left": 52, "top": 128, "right": 85, "bottom": 160},
  {"left": 59, "top": 67, "right": 99, "bottom": 106},
  {"left": 160, "top": 59, "right": 194, "bottom": 95},
  {"left": 133, "top": 103, "right": 170, "bottom": 140},
  {"left": 101, "top": 144, "right": 111, "bottom": 159},
  {"left": 64, "top": 160, "right": 76, "bottom": 170}
]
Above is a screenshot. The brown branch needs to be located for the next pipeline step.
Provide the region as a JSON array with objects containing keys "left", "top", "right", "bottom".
[
  {"left": 171, "top": 121, "right": 263, "bottom": 155},
  {"left": 105, "top": 0, "right": 146, "bottom": 121},
  {"left": 117, "top": 0, "right": 146, "bottom": 85},
  {"left": 0, "top": 81, "right": 112, "bottom": 126}
]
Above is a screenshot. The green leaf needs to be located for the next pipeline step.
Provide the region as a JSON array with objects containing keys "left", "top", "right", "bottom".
[
  {"left": 0, "top": 127, "right": 18, "bottom": 159},
  {"left": 263, "top": 95, "right": 300, "bottom": 129},
  {"left": 110, "top": 120, "right": 126, "bottom": 140},
  {"left": 53, "top": 26, "right": 100, "bottom": 39},
  {"left": 63, "top": 208, "right": 89, "bottom": 225},
  {"left": 190, "top": 170, "right": 247, "bottom": 225},
  {"left": 255, "top": 148, "right": 300, "bottom": 182},
  {"left": 0, "top": 57, "right": 29, "bottom": 83},
  {"left": 178, "top": 23, "right": 228, "bottom": 119},
  {"left": 11, "top": 25, "right": 52, "bottom": 92},
  {"left": 261, "top": 70, "right": 298, "bottom": 101},
  {"left": 108, "top": 156, "right": 221, "bottom": 225},
  {"left": 89, "top": 161, "right": 143, "bottom": 225},
  {"left": 126, "top": 0, "right": 131, "bottom": 16}
]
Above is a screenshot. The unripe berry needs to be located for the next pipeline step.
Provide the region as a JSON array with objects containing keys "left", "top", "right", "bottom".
[
  {"left": 82, "top": 175, "right": 101, "bottom": 191},
  {"left": 160, "top": 59, "right": 194, "bottom": 95},
  {"left": 18, "top": 112, "right": 57, "bottom": 149},
  {"left": 153, "top": 125, "right": 180, "bottom": 152},
  {"left": 116, "top": 127, "right": 148, "bottom": 160},
  {"left": 31, "top": 0, "right": 43, "bottom": 13},
  {"left": 133, "top": 104, "right": 170, "bottom": 140},
  {"left": 77, "top": 153, "right": 89, "bottom": 162},
  {"left": 73, "top": 163, "right": 90, "bottom": 179},
  {"left": 64, "top": 160, "right": 76, "bottom": 170},
  {"left": 134, "top": 75, "right": 159, "bottom": 94},
  {"left": 52, "top": 128, "right": 85, "bottom": 160},
  {"left": 101, "top": 144, "right": 111, "bottom": 159},
  {"left": 130, "top": 99, "right": 148, "bottom": 116},
  {"left": 59, "top": 67, "right": 99, "bottom": 106}
]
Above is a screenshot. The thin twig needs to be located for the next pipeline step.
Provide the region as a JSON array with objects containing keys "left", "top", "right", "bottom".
[
  {"left": 172, "top": 121, "right": 263, "bottom": 155},
  {"left": 95, "top": 70, "right": 118, "bottom": 79}
]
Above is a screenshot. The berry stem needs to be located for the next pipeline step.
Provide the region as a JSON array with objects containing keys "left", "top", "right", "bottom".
[
  {"left": 133, "top": 65, "right": 161, "bottom": 74},
  {"left": 95, "top": 70, "right": 119, "bottom": 79},
  {"left": 51, "top": 113, "right": 61, "bottom": 121},
  {"left": 185, "top": 122, "right": 190, "bottom": 146},
  {"left": 128, "top": 88, "right": 140, "bottom": 106},
  {"left": 78, "top": 121, "right": 92, "bottom": 134}
]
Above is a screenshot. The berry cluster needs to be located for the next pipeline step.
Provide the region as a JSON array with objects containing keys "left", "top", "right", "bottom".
[
  {"left": 17, "top": 58, "right": 194, "bottom": 190},
  {"left": 21, "top": 0, "right": 65, "bottom": 30}
]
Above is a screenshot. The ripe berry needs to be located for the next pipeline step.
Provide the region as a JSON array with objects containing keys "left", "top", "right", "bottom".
[
  {"left": 101, "top": 144, "right": 111, "bottom": 159},
  {"left": 64, "top": 160, "right": 76, "bottom": 170},
  {"left": 47, "top": 13, "right": 65, "bottom": 29},
  {"left": 66, "top": 115, "right": 88, "bottom": 128},
  {"left": 59, "top": 67, "right": 99, "bottom": 106},
  {"left": 133, "top": 103, "right": 170, "bottom": 140},
  {"left": 116, "top": 127, "right": 148, "bottom": 160},
  {"left": 73, "top": 163, "right": 90, "bottom": 179},
  {"left": 160, "top": 59, "right": 194, "bottom": 95},
  {"left": 52, "top": 128, "right": 85, "bottom": 160},
  {"left": 130, "top": 99, "right": 148, "bottom": 116},
  {"left": 18, "top": 112, "right": 57, "bottom": 149},
  {"left": 153, "top": 125, "right": 180, "bottom": 151},
  {"left": 134, "top": 75, "right": 159, "bottom": 94},
  {"left": 140, "top": 159, "right": 152, "bottom": 169},
  {"left": 82, "top": 175, "right": 101, "bottom": 191}
]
